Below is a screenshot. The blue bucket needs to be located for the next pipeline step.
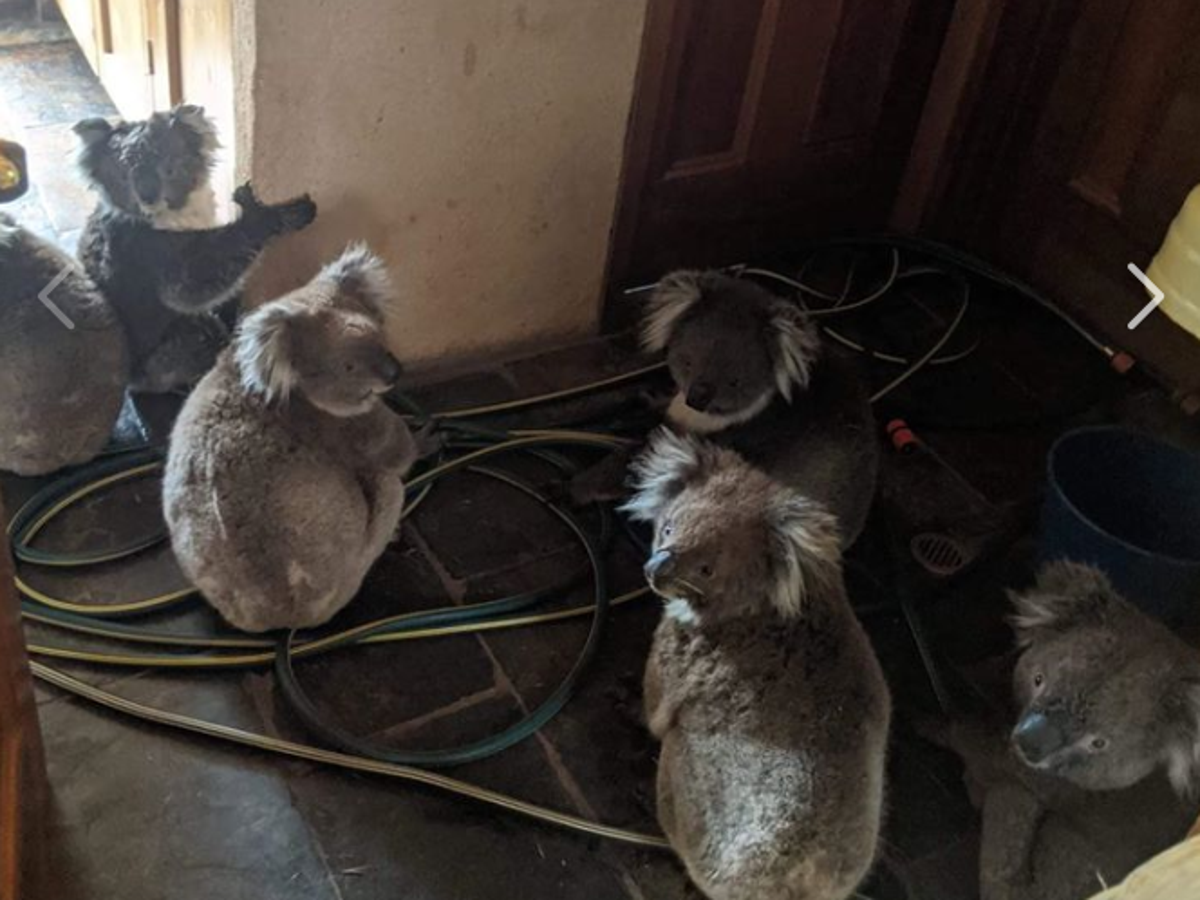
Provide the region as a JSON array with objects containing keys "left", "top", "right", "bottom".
[{"left": 1039, "top": 426, "right": 1200, "bottom": 624}]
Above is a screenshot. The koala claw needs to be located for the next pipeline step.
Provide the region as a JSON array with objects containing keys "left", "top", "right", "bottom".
[
  {"left": 413, "top": 421, "right": 444, "bottom": 460},
  {"left": 272, "top": 194, "right": 317, "bottom": 234},
  {"left": 232, "top": 182, "right": 263, "bottom": 211}
]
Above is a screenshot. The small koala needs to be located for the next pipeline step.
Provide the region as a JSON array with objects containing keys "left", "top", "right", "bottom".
[
  {"left": 74, "top": 105, "right": 316, "bottom": 393},
  {"left": 934, "top": 561, "right": 1200, "bottom": 900},
  {"left": 0, "top": 214, "right": 127, "bottom": 475},
  {"left": 644, "top": 271, "right": 879, "bottom": 547},
  {"left": 625, "top": 428, "right": 892, "bottom": 900},
  {"left": 163, "top": 245, "right": 418, "bottom": 633}
]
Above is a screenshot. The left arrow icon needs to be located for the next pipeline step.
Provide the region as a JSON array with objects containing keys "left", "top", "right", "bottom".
[{"left": 1127, "top": 263, "right": 1165, "bottom": 330}]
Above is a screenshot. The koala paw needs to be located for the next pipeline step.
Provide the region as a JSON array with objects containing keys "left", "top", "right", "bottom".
[
  {"left": 271, "top": 194, "right": 317, "bottom": 235},
  {"left": 412, "top": 420, "right": 444, "bottom": 460},
  {"left": 232, "top": 182, "right": 264, "bottom": 212}
]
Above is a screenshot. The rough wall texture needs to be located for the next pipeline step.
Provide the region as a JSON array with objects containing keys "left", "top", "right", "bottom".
[{"left": 240, "top": 0, "right": 647, "bottom": 368}]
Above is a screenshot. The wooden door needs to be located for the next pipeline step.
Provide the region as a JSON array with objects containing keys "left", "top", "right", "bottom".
[
  {"left": 60, "top": 0, "right": 178, "bottom": 119},
  {"left": 0, "top": 497, "right": 45, "bottom": 900},
  {"left": 606, "top": 0, "right": 955, "bottom": 294},
  {"left": 929, "top": 0, "right": 1200, "bottom": 399},
  {"left": 95, "top": 0, "right": 156, "bottom": 117}
]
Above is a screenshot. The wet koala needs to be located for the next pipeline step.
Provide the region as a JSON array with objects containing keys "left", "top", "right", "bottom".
[
  {"left": 74, "top": 104, "right": 316, "bottom": 393},
  {"left": 935, "top": 562, "right": 1200, "bottom": 900},
  {"left": 625, "top": 428, "right": 892, "bottom": 900},
  {"left": 0, "top": 214, "right": 127, "bottom": 475},
  {"left": 163, "top": 245, "right": 419, "bottom": 633},
  {"left": 632, "top": 271, "right": 877, "bottom": 547}
]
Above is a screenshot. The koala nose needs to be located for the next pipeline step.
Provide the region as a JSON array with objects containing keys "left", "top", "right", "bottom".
[
  {"left": 1012, "top": 711, "right": 1066, "bottom": 764},
  {"left": 379, "top": 353, "right": 403, "bottom": 387},
  {"left": 686, "top": 382, "right": 716, "bottom": 412},
  {"left": 644, "top": 549, "right": 674, "bottom": 582},
  {"left": 132, "top": 166, "right": 161, "bottom": 205}
]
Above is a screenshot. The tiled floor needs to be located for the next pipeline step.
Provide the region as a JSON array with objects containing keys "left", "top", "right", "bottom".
[
  {"left": 6, "top": 8, "right": 1200, "bottom": 900},
  {"left": 0, "top": 9, "right": 113, "bottom": 251}
]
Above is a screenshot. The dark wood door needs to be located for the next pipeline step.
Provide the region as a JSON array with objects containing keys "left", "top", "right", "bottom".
[
  {"left": 934, "top": 0, "right": 1200, "bottom": 399},
  {"left": 607, "top": 0, "right": 955, "bottom": 294}
]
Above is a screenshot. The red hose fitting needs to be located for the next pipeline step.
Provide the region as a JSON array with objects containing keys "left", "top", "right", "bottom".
[{"left": 886, "top": 418, "right": 920, "bottom": 454}]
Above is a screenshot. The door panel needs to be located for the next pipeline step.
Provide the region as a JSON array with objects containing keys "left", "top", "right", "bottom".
[
  {"left": 607, "top": 0, "right": 954, "bottom": 292},
  {"left": 952, "top": 0, "right": 1200, "bottom": 397},
  {"left": 96, "top": 0, "right": 155, "bottom": 118}
]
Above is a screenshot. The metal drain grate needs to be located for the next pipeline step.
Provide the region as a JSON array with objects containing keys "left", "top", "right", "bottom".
[{"left": 910, "top": 532, "right": 971, "bottom": 577}]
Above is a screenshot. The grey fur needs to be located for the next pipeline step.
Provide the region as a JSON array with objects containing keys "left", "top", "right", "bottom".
[
  {"left": 629, "top": 430, "right": 891, "bottom": 900},
  {"left": 0, "top": 215, "right": 127, "bottom": 475},
  {"left": 75, "top": 106, "right": 316, "bottom": 393},
  {"left": 163, "top": 246, "right": 414, "bottom": 633},
  {"left": 933, "top": 561, "right": 1200, "bottom": 900},
  {"left": 648, "top": 270, "right": 878, "bottom": 547}
]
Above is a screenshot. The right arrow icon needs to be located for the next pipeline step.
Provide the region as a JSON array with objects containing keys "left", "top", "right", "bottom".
[{"left": 1127, "top": 263, "right": 1165, "bottom": 330}]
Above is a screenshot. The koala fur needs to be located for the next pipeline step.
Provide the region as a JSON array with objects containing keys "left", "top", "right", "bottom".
[
  {"left": 642, "top": 270, "right": 879, "bottom": 547},
  {"left": 0, "top": 214, "right": 127, "bottom": 475},
  {"left": 163, "top": 245, "right": 417, "bottom": 633},
  {"left": 626, "top": 429, "right": 892, "bottom": 900},
  {"left": 936, "top": 561, "right": 1200, "bottom": 900},
  {"left": 75, "top": 105, "right": 316, "bottom": 393}
]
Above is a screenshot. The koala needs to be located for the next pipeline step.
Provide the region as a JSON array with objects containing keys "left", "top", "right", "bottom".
[
  {"left": 644, "top": 271, "right": 879, "bottom": 547},
  {"left": 933, "top": 561, "right": 1200, "bottom": 900},
  {"left": 163, "top": 245, "right": 419, "bottom": 633},
  {"left": 0, "top": 214, "right": 127, "bottom": 475},
  {"left": 625, "top": 428, "right": 892, "bottom": 900},
  {"left": 74, "top": 105, "right": 316, "bottom": 393}
]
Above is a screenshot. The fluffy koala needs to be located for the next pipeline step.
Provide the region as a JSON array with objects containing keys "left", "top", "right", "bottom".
[
  {"left": 934, "top": 561, "right": 1200, "bottom": 900},
  {"left": 0, "top": 214, "right": 127, "bottom": 475},
  {"left": 625, "top": 429, "right": 892, "bottom": 900},
  {"left": 571, "top": 273, "right": 879, "bottom": 547},
  {"left": 75, "top": 105, "right": 316, "bottom": 393},
  {"left": 163, "top": 245, "right": 418, "bottom": 633}
]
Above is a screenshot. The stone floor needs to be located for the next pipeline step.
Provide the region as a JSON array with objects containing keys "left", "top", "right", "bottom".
[
  {"left": 12, "top": 293, "right": 1195, "bottom": 900},
  {"left": 0, "top": 6, "right": 113, "bottom": 252},
  {"left": 5, "top": 7, "right": 1200, "bottom": 900}
]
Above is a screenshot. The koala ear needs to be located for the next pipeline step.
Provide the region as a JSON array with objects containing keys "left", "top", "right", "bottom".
[
  {"left": 235, "top": 300, "right": 301, "bottom": 402},
  {"left": 642, "top": 270, "right": 708, "bottom": 353},
  {"left": 319, "top": 243, "right": 396, "bottom": 318},
  {"left": 169, "top": 104, "right": 219, "bottom": 154},
  {"left": 766, "top": 494, "right": 841, "bottom": 618},
  {"left": 1163, "top": 679, "right": 1200, "bottom": 798},
  {"left": 622, "top": 427, "right": 720, "bottom": 523},
  {"left": 767, "top": 301, "right": 821, "bottom": 402},
  {"left": 1008, "top": 561, "right": 1125, "bottom": 647},
  {"left": 73, "top": 118, "right": 113, "bottom": 146}
]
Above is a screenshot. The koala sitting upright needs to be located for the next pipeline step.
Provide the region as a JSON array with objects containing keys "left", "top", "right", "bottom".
[
  {"left": 163, "top": 245, "right": 420, "bottom": 633},
  {"left": 642, "top": 271, "right": 879, "bottom": 546},
  {"left": 625, "top": 429, "right": 892, "bottom": 900},
  {"left": 0, "top": 214, "right": 127, "bottom": 475},
  {"left": 933, "top": 562, "right": 1200, "bottom": 900},
  {"left": 74, "top": 105, "right": 316, "bottom": 392}
]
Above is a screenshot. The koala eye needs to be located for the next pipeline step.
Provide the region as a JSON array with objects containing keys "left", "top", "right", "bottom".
[
  {"left": 727, "top": 378, "right": 740, "bottom": 390},
  {"left": 344, "top": 362, "right": 357, "bottom": 373},
  {"left": 1090, "top": 737, "right": 1109, "bottom": 751},
  {"left": 1033, "top": 672, "right": 1045, "bottom": 688},
  {"left": 698, "top": 564, "right": 713, "bottom": 579}
]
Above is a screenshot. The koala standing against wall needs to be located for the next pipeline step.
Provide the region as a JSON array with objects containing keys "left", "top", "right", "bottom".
[
  {"left": 932, "top": 561, "right": 1200, "bottom": 900},
  {"left": 74, "top": 105, "right": 316, "bottom": 393},
  {"left": 0, "top": 214, "right": 127, "bottom": 475},
  {"left": 625, "top": 429, "right": 892, "bottom": 900},
  {"left": 163, "top": 245, "right": 420, "bottom": 633}
]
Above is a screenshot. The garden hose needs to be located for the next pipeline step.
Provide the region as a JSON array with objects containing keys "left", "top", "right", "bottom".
[
  {"left": 29, "top": 660, "right": 670, "bottom": 850},
  {"left": 17, "top": 241, "right": 1015, "bottom": 845},
  {"left": 276, "top": 463, "right": 611, "bottom": 768}
]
